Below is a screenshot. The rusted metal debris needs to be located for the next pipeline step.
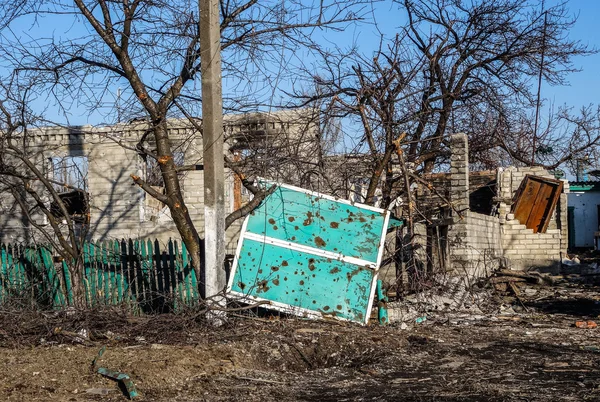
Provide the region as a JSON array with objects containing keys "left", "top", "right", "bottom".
[
  {"left": 91, "top": 346, "right": 139, "bottom": 399},
  {"left": 227, "top": 181, "right": 403, "bottom": 325},
  {"left": 97, "top": 368, "right": 139, "bottom": 399}
]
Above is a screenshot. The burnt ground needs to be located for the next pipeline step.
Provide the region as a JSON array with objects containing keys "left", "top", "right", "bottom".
[{"left": 2, "top": 277, "right": 600, "bottom": 401}]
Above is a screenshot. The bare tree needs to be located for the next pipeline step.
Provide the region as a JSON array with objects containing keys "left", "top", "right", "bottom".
[
  {"left": 299, "top": 0, "right": 595, "bottom": 194},
  {"left": 294, "top": 0, "right": 597, "bottom": 290},
  {"left": 0, "top": 81, "right": 91, "bottom": 305},
  {"left": 0, "top": 0, "right": 367, "bottom": 291}
]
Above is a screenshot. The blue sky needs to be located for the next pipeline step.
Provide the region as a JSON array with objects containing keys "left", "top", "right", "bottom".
[
  {"left": 359, "top": 0, "right": 600, "bottom": 112},
  {"left": 539, "top": 0, "right": 600, "bottom": 110},
  {"left": 2, "top": 0, "right": 598, "bottom": 126}
]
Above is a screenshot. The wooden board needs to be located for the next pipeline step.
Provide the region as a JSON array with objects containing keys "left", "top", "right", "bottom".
[{"left": 511, "top": 175, "right": 563, "bottom": 233}]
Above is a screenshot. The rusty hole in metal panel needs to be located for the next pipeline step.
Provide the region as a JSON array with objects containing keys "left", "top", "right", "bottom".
[
  {"left": 272, "top": 279, "right": 280, "bottom": 286},
  {"left": 346, "top": 267, "right": 363, "bottom": 281},
  {"left": 291, "top": 236, "right": 296, "bottom": 241},
  {"left": 288, "top": 216, "right": 295, "bottom": 222},
  {"left": 273, "top": 225, "right": 278, "bottom": 230},
  {"left": 284, "top": 276, "right": 288, "bottom": 281},
  {"left": 281, "top": 261, "right": 288, "bottom": 267},
  {"left": 238, "top": 282, "right": 246, "bottom": 290},
  {"left": 336, "top": 305, "right": 342, "bottom": 310},
  {"left": 258, "top": 269, "right": 263, "bottom": 274},
  {"left": 271, "top": 266, "right": 279, "bottom": 272},
  {"left": 294, "top": 226, "right": 299, "bottom": 230},
  {"left": 303, "top": 212, "right": 313, "bottom": 226},
  {"left": 268, "top": 218, "right": 276, "bottom": 225},
  {"left": 312, "top": 300, "right": 317, "bottom": 304},
  {"left": 330, "top": 222, "right": 339, "bottom": 229},
  {"left": 256, "top": 280, "right": 269, "bottom": 292},
  {"left": 323, "top": 306, "right": 330, "bottom": 311},
  {"left": 329, "top": 267, "right": 340, "bottom": 274},
  {"left": 314, "top": 237, "right": 326, "bottom": 247},
  {"left": 308, "top": 258, "right": 316, "bottom": 271},
  {"left": 299, "top": 280, "right": 305, "bottom": 285}
]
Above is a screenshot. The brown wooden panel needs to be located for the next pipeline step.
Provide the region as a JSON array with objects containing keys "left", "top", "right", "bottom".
[
  {"left": 511, "top": 175, "right": 563, "bottom": 233},
  {"left": 526, "top": 183, "right": 554, "bottom": 232},
  {"left": 538, "top": 181, "right": 563, "bottom": 233},
  {"left": 513, "top": 178, "right": 542, "bottom": 225}
]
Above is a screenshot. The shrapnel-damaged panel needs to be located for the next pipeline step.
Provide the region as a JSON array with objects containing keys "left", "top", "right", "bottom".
[
  {"left": 227, "top": 181, "right": 393, "bottom": 325},
  {"left": 244, "top": 185, "right": 386, "bottom": 264},
  {"left": 231, "top": 239, "right": 374, "bottom": 322}
]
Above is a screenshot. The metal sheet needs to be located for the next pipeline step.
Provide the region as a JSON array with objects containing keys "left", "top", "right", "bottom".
[
  {"left": 244, "top": 185, "right": 387, "bottom": 264},
  {"left": 227, "top": 181, "right": 392, "bottom": 325}
]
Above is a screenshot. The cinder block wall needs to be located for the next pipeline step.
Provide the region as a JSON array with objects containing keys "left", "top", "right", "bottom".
[
  {"left": 0, "top": 123, "right": 241, "bottom": 250},
  {"left": 502, "top": 219, "right": 562, "bottom": 271},
  {"left": 0, "top": 111, "right": 318, "bottom": 250},
  {"left": 448, "top": 134, "right": 503, "bottom": 277},
  {"left": 446, "top": 135, "right": 566, "bottom": 275},
  {"left": 464, "top": 212, "right": 503, "bottom": 274}
]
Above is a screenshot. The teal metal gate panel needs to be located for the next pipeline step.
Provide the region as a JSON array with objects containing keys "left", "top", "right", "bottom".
[{"left": 227, "top": 182, "right": 394, "bottom": 324}]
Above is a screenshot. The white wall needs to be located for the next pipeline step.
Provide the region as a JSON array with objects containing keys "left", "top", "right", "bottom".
[{"left": 569, "top": 191, "right": 600, "bottom": 247}]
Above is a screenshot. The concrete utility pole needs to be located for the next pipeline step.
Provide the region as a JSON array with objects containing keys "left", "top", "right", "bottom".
[{"left": 200, "top": 0, "right": 226, "bottom": 318}]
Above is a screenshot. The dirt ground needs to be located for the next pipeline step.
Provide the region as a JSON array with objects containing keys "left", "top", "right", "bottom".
[{"left": 3, "top": 276, "right": 600, "bottom": 401}]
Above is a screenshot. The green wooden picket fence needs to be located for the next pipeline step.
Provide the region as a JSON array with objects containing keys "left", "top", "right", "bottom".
[{"left": 0, "top": 239, "right": 202, "bottom": 312}]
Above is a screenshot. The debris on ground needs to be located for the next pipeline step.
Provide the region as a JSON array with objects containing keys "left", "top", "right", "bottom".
[
  {"left": 3, "top": 260, "right": 600, "bottom": 400},
  {"left": 575, "top": 320, "right": 598, "bottom": 329},
  {"left": 90, "top": 345, "right": 139, "bottom": 399},
  {"left": 97, "top": 368, "right": 139, "bottom": 399}
]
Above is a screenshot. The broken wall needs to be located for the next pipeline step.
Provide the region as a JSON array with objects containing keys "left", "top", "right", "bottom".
[
  {"left": 447, "top": 134, "right": 503, "bottom": 277},
  {"left": 497, "top": 167, "right": 568, "bottom": 271},
  {"left": 420, "top": 134, "right": 568, "bottom": 278},
  {"left": 0, "top": 110, "right": 320, "bottom": 249}
]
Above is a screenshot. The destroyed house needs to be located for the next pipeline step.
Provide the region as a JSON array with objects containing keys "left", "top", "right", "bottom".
[
  {"left": 0, "top": 109, "right": 320, "bottom": 247},
  {"left": 409, "top": 134, "right": 568, "bottom": 276}
]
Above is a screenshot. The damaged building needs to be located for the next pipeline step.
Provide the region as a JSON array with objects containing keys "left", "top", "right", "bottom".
[
  {"left": 1, "top": 110, "right": 568, "bottom": 280},
  {"left": 0, "top": 109, "right": 320, "bottom": 248},
  {"left": 406, "top": 134, "right": 568, "bottom": 279}
]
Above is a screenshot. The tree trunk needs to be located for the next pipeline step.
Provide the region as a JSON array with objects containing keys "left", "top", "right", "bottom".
[{"left": 153, "top": 121, "right": 204, "bottom": 287}]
